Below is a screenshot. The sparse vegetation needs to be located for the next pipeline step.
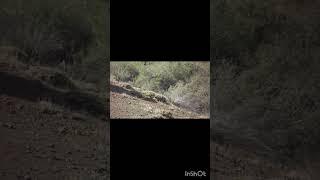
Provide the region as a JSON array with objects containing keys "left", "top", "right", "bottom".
[
  {"left": 211, "top": 0, "right": 320, "bottom": 176},
  {"left": 110, "top": 62, "right": 210, "bottom": 115},
  {"left": 0, "top": 1, "right": 109, "bottom": 179},
  {"left": 0, "top": 0, "right": 108, "bottom": 93},
  {"left": 110, "top": 80, "right": 205, "bottom": 119}
]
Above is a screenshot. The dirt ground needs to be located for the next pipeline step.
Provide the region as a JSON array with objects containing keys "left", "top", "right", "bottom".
[
  {"left": 210, "top": 141, "right": 313, "bottom": 180},
  {"left": 0, "top": 60, "right": 109, "bottom": 180},
  {"left": 0, "top": 95, "right": 109, "bottom": 180},
  {"left": 110, "top": 81, "right": 208, "bottom": 119}
]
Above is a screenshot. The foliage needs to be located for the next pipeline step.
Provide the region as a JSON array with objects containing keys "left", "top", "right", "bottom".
[
  {"left": 0, "top": 0, "right": 108, "bottom": 92},
  {"left": 211, "top": 0, "right": 320, "bottom": 161},
  {"left": 110, "top": 62, "right": 139, "bottom": 82},
  {"left": 110, "top": 62, "right": 210, "bottom": 115}
]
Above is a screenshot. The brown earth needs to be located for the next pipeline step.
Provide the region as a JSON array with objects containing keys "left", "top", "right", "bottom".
[
  {"left": 110, "top": 81, "right": 208, "bottom": 119},
  {"left": 211, "top": 126, "right": 320, "bottom": 179},
  {"left": 210, "top": 141, "right": 313, "bottom": 180},
  {"left": 0, "top": 59, "right": 109, "bottom": 180}
]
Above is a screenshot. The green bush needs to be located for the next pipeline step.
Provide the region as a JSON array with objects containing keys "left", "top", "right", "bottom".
[
  {"left": 110, "top": 62, "right": 139, "bottom": 82},
  {"left": 110, "top": 62, "right": 210, "bottom": 115}
]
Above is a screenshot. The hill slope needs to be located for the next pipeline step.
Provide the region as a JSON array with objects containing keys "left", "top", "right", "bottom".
[
  {"left": 0, "top": 59, "right": 109, "bottom": 180},
  {"left": 110, "top": 81, "right": 208, "bottom": 119},
  {"left": 210, "top": 141, "right": 313, "bottom": 180}
]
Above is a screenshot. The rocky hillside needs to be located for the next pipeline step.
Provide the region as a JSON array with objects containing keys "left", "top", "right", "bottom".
[
  {"left": 0, "top": 59, "right": 109, "bottom": 180},
  {"left": 110, "top": 81, "right": 208, "bottom": 119}
]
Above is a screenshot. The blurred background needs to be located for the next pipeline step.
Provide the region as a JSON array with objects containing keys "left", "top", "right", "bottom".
[
  {"left": 211, "top": 0, "right": 320, "bottom": 179},
  {"left": 0, "top": 0, "right": 109, "bottom": 179}
]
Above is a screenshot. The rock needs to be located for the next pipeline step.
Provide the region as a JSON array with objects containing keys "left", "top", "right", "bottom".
[
  {"left": 161, "top": 111, "right": 173, "bottom": 119},
  {"left": 124, "top": 84, "right": 133, "bottom": 90},
  {"left": 154, "top": 94, "right": 169, "bottom": 104},
  {"left": 151, "top": 114, "right": 165, "bottom": 119}
]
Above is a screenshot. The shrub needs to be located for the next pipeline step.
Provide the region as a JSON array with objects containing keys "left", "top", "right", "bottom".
[
  {"left": 110, "top": 62, "right": 139, "bottom": 82},
  {"left": 0, "top": 0, "right": 108, "bottom": 93},
  {"left": 110, "top": 61, "right": 210, "bottom": 115},
  {"left": 211, "top": 0, "right": 320, "bottom": 160},
  {"left": 0, "top": 0, "right": 95, "bottom": 66}
]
